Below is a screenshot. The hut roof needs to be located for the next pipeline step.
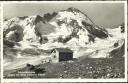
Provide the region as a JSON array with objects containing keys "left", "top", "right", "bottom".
[{"left": 52, "top": 48, "right": 73, "bottom": 53}]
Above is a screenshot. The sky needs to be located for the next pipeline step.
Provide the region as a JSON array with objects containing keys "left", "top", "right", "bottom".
[{"left": 4, "top": 2, "right": 124, "bottom": 28}]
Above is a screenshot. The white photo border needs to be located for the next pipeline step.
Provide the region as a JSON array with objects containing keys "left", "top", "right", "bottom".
[{"left": 1, "top": 1, "right": 127, "bottom": 82}]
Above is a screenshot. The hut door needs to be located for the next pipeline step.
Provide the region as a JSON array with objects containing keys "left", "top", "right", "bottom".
[{"left": 59, "top": 53, "right": 72, "bottom": 61}]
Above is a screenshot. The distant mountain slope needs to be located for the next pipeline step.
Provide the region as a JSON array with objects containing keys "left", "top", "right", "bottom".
[
  {"left": 4, "top": 7, "right": 109, "bottom": 44},
  {"left": 3, "top": 7, "right": 125, "bottom": 66}
]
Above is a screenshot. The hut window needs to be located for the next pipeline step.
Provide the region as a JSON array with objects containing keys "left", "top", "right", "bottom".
[
  {"left": 53, "top": 55, "right": 56, "bottom": 58},
  {"left": 53, "top": 50, "right": 56, "bottom": 53}
]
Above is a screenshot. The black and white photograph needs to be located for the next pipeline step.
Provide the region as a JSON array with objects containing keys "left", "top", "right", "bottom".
[{"left": 1, "top": 1, "right": 127, "bottom": 82}]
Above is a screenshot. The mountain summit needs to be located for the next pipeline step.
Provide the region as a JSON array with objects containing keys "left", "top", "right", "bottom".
[
  {"left": 3, "top": 7, "right": 124, "bottom": 59},
  {"left": 4, "top": 7, "right": 109, "bottom": 45}
]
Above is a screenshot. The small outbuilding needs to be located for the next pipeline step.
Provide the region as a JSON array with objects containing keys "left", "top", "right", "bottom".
[{"left": 51, "top": 48, "right": 73, "bottom": 63}]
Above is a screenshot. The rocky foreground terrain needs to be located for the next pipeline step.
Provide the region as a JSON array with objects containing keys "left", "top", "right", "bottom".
[{"left": 4, "top": 58, "right": 124, "bottom": 78}]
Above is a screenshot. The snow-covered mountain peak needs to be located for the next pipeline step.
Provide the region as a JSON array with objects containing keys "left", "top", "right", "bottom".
[
  {"left": 3, "top": 7, "right": 110, "bottom": 46},
  {"left": 3, "top": 7, "right": 125, "bottom": 60},
  {"left": 4, "top": 7, "right": 124, "bottom": 49},
  {"left": 58, "top": 7, "right": 92, "bottom": 26}
]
